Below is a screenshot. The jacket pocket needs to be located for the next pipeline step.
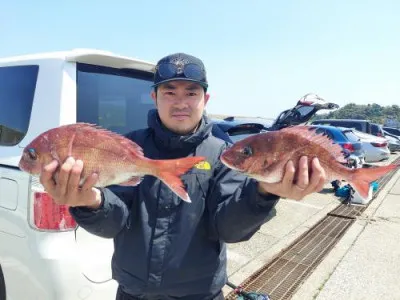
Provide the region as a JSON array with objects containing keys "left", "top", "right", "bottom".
[{"left": 181, "top": 168, "right": 211, "bottom": 201}]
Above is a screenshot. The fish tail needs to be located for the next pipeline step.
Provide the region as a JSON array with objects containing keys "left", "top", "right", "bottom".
[
  {"left": 148, "top": 156, "right": 206, "bottom": 203},
  {"left": 348, "top": 163, "right": 399, "bottom": 199}
]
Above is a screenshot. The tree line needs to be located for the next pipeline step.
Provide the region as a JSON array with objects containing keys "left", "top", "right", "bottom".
[{"left": 312, "top": 103, "right": 400, "bottom": 125}]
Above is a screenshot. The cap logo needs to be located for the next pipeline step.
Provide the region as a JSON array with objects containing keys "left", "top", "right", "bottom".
[{"left": 171, "top": 56, "right": 189, "bottom": 74}]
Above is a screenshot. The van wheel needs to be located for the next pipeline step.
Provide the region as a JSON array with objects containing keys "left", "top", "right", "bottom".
[{"left": 0, "top": 266, "right": 5, "bottom": 300}]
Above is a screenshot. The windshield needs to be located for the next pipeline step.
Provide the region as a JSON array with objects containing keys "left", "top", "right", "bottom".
[
  {"left": 274, "top": 105, "right": 315, "bottom": 127},
  {"left": 76, "top": 63, "right": 156, "bottom": 135}
]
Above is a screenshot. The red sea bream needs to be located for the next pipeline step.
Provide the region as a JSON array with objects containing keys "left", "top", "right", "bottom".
[
  {"left": 19, "top": 123, "right": 205, "bottom": 202},
  {"left": 220, "top": 126, "right": 398, "bottom": 200}
]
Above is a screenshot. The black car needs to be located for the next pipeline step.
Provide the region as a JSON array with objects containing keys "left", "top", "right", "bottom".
[{"left": 211, "top": 118, "right": 269, "bottom": 143}]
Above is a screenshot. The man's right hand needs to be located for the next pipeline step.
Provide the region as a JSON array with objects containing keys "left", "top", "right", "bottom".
[{"left": 39, "top": 157, "right": 102, "bottom": 209}]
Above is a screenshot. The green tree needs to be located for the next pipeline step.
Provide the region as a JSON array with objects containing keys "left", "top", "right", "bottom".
[{"left": 311, "top": 103, "right": 400, "bottom": 125}]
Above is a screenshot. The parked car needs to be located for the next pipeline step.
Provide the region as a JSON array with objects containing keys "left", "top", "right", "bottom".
[
  {"left": 350, "top": 130, "right": 391, "bottom": 162},
  {"left": 383, "top": 130, "right": 400, "bottom": 152},
  {"left": 212, "top": 93, "right": 340, "bottom": 143},
  {"left": 307, "top": 125, "right": 366, "bottom": 166},
  {"left": 269, "top": 93, "right": 339, "bottom": 130},
  {"left": 370, "top": 123, "right": 385, "bottom": 137},
  {"left": 383, "top": 126, "right": 400, "bottom": 137},
  {"left": 366, "top": 123, "right": 400, "bottom": 153},
  {"left": 211, "top": 117, "right": 269, "bottom": 143},
  {"left": 0, "top": 49, "right": 157, "bottom": 300},
  {"left": 310, "top": 119, "right": 373, "bottom": 134}
]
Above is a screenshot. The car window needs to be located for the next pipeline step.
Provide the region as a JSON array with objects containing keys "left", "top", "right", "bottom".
[
  {"left": 0, "top": 65, "right": 39, "bottom": 146},
  {"left": 76, "top": 63, "right": 156, "bottom": 135},
  {"left": 315, "top": 128, "right": 334, "bottom": 140},
  {"left": 275, "top": 106, "right": 315, "bottom": 126},
  {"left": 325, "top": 130, "right": 335, "bottom": 140},
  {"left": 296, "top": 106, "right": 314, "bottom": 117},
  {"left": 343, "top": 130, "right": 359, "bottom": 142},
  {"left": 371, "top": 124, "right": 384, "bottom": 136},
  {"left": 315, "top": 128, "right": 326, "bottom": 135},
  {"left": 371, "top": 124, "right": 379, "bottom": 134},
  {"left": 383, "top": 127, "right": 400, "bottom": 136}
]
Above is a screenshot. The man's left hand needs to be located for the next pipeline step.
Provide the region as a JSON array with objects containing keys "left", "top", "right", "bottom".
[{"left": 257, "top": 156, "right": 326, "bottom": 201}]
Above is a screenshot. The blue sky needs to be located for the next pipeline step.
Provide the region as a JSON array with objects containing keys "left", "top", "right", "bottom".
[{"left": 1, "top": 1, "right": 399, "bottom": 119}]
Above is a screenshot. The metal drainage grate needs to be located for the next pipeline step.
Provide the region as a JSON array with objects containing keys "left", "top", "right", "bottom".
[
  {"left": 225, "top": 157, "right": 400, "bottom": 300},
  {"left": 225, "top": 216, "right": 352, "bottom": 300},
  {"left": 328, "top": 204, "right": 364, "bottom": 219}
]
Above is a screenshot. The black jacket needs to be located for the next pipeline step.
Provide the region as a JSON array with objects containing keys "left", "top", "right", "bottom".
[{"left": 70, "top": 110, "right": 279, "bottom": 300}]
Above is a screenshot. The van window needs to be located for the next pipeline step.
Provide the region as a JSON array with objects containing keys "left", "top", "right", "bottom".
[
  {"left": 0, "top": 65, "right": 39, "bottom": 146},
  {"left": 76, "top": 63, "right": 156, "bottom": 135}
]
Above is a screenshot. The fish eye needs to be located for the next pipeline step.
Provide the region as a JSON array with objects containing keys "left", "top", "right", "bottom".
[
  {"left": 27, "top": 148, "right": 37, "bottom": 160},
  {"left": 242, "top": 146, "right": 253, "bottom": 156}
]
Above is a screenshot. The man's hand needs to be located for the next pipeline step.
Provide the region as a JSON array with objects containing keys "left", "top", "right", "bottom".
[
  {"left": 257, "top": 156, "right": 326, "bottom": 201},
  {"left": 39, "top": 157, "right": 102, "bottom": 208}
]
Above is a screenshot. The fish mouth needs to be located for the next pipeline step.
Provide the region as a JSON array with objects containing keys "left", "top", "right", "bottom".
[
  {"left": 220, "top": 153, "right": 241, "bottom": 172},
  {"left": 219, "top": 153, "right": 230, "bottom": 166},
  {"left": 18, "top": 160, "right": 26, "bottom": 172},
  {"left": 18, "top": 160, "right": 38, "bottom": 175}
]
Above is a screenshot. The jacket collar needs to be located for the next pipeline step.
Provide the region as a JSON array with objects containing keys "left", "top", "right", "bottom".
[{"left": 147, "top": 109, "right": 213, "bottom": 153}]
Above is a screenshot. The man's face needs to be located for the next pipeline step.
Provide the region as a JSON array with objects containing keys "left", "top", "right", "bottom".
[{"left": 151, "top": 80, "right": 210, "bottom": 135}]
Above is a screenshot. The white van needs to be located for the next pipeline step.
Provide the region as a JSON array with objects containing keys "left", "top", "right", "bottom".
[{"left": 0, "top": 49, "right": 156, "bottom": 300}]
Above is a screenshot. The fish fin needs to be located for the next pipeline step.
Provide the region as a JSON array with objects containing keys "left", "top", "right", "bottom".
[
  {"left": 74, "top": 122, "right": 145, "bottom": 158},
  {"left": 67, "top": 132, "right": 76, "bottom": 157},
  {"left": 152, "top": 156, "right": 206, "bottom": 203},
  {"left": 119, "top": 176, "right": 143, "bottom": 186},
  {"left": 280, "top": 125, "right": 346, "bottom": 161},
  {"left": 349, "top": 163, "right": 399, "bottom": 199}
]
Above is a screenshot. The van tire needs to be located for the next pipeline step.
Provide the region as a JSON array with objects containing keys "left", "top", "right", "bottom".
[{"left": 0, "top": 265, "right": 5, "bottom": 300}]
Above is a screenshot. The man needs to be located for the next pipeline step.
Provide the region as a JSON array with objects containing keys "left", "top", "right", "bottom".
[{"left": 40, "top": 53, "right": 326, "bottom": 300}]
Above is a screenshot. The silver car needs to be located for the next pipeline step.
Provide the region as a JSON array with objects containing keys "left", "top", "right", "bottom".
[
  {"left": 383, "top": 130, "right": 400, "bottom": 152},
  {"left": 351, "top": 130, "right": 391, "bottom": 162}
]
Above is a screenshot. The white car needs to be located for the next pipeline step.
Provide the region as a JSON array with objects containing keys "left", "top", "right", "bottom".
[
  {"left": 0, "top": 49, "right": 156, "bottom": 299},
  {"left": 351, "top": 130, "right": 391, "bottom": 162}
]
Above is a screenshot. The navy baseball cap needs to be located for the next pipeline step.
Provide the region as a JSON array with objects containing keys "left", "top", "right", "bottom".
[{"left": 152, "top": 53, "right": 208, "bottom": 90}]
